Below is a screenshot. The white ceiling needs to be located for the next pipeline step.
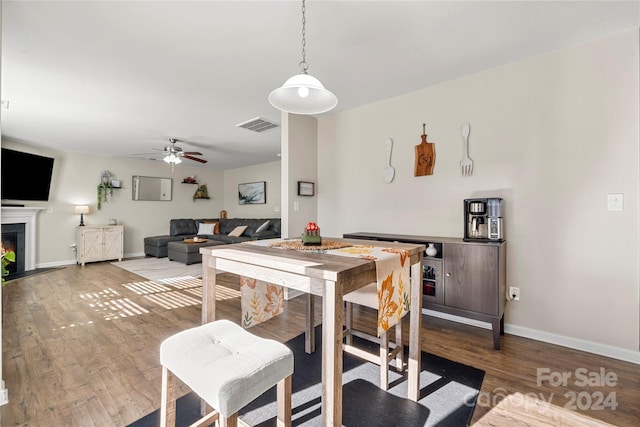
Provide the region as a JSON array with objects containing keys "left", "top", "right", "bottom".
[{"left": 2, "top": 1, "right": 638, "bottom": 170}]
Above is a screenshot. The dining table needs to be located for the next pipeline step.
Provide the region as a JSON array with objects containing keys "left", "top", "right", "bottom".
[{"left": 200, "top": 237, "right": 425, "bottom": 426}]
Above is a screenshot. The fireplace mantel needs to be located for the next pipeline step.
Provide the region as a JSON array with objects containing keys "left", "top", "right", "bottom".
[{"left": 1, "top": 207, "right": 47, "bottom": 271}]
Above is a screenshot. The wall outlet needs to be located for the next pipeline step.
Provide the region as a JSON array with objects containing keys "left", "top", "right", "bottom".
[
  {"left": 509, "top": 286, "right": 520, "bottom": 301},
  {"left": 607, "top": 193, "right": 623, "bottom": 211}
]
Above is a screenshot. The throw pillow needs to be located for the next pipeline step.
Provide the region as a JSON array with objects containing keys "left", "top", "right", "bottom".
[
  {"left": 227, "top": 225, "right": 248, "bottom": 237},
  {"left": 205, "top": 221, "right": 220, "bottom": 234},
  {"left": 255, "top": 220, "right": 270, "bottom": 233},
  {"left": 197, "top": 222, "right": 215, "bottom": 235}
]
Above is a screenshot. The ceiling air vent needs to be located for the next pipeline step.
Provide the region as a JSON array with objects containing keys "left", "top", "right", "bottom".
[{"left": 236, "top": 117, "right": 279, "bottom": 133}]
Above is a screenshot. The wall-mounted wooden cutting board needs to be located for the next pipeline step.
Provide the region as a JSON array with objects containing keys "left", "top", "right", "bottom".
[{"left": 414, "top": 123, "right": 436, "bottom": 176}]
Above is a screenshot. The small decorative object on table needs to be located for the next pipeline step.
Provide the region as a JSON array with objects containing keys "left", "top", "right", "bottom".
[{"left": 301, "top": 222, "right": 322, "bottom": 246}]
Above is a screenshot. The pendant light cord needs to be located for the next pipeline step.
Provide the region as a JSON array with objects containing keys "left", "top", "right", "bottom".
[{"left": 299, "top": 0, "right": 308, "bottom": 74}]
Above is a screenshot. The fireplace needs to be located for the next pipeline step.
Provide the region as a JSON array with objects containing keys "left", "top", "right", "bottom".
[
  {"left": 1, "top": 223, "right": 26, "bottom": 278},
  {"left": 1, "top": 207, "right": 46, "bottom": 274}
]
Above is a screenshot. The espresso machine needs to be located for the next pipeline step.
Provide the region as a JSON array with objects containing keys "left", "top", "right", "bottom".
[{"left": 463, "top": 198, "right": 504, "bottom": 242}]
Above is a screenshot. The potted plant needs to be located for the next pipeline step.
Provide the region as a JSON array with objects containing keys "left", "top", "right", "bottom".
[
  {"left": 193, "top": 184, "right": 210, "bottom": 201},
  {"left": 97, "top": 170, "right": 114, "bottom": 209},
  {"left": 2, "top": 249, "right": 15, "bottom": 285},
  {"left": 97, "top": 180, "right": 114, "bottom": 209}
]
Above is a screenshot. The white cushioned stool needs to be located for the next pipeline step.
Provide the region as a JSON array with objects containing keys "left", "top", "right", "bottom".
[{"left": 160, "top": 319, "right": 294, "bottom": 427}]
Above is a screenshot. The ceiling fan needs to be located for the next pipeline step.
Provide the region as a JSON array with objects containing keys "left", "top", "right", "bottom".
[{"left": 158, "top": 138, "right": 208, "bottom": 164}]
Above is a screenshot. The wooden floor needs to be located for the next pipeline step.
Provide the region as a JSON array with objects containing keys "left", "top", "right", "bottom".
[{"left": 1, "top": 261, "right": 638, "bottom": 426}]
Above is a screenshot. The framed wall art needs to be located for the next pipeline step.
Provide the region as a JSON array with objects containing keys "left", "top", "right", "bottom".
[
  {"left": 298, "top": 181, "right": 315, "bottom": 196},
  {"left": 238, "top": 181, "right": 266, "bottom": 204}
]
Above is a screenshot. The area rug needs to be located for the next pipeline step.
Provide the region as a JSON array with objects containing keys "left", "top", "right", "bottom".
[
  {"left": 112, "top": 257, "right": 203, "bottom": 282},
  {"left": 127, "top": 327, "right": 484, "bottom": 427}
]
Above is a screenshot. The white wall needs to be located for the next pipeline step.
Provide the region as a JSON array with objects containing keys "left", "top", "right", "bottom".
[
  {"left": 223, "top": 161, "right": 281, "bottom": 219},
  {"left": 318, "top": 30, "right": 640, "bottom": 360},
  {"left": 281, "top": 113, "right": 318, "bottom": 238}
]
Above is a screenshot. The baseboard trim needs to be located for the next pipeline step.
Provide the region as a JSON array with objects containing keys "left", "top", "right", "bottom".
[
  {"left": 37, "top": 252, "right": 146, "bottom": 269},
  {"left": 504, "top": 324, "right": 640, "bottom": 365},
  {"left": 422, "top": 309, "right": 640, "bottom": 364}
]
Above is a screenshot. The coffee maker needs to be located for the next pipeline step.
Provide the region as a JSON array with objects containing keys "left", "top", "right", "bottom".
[{"left": 463, "top": 198, "right": 504, "bottom": 242}]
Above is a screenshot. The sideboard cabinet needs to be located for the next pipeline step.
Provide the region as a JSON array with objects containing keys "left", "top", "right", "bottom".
[
  {"left": 344, "top": 232, "right": 506, "bottom": 349},
  {"left": 77, "top": 225, "right": 124, "bottom": 266}
]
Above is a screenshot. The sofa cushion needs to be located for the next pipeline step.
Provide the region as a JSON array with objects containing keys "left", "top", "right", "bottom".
[
  {"left": 214, "top": 235, "right": 253, "bottom": 244},
  {"left": 228, "top": 225, "right": 248, "bottom": 237},
  {"left": 197, "top": 223, "right": 216, "bottom": 235},
  {"left": 255, "top": 220, "right": 270, "bottom": 233},
  {"left": 204, "top": 221, "right": 221, "bottom": 234},
  {"left": 219, "top": 218, "right": 250, "bottom": 235},
  {"left": 170, "top": 219, "right": 198, "bottom": 236}
]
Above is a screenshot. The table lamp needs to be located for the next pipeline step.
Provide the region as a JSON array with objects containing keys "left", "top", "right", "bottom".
[{"left": 75, "top": 205, "right": 89, "bottom": 226}]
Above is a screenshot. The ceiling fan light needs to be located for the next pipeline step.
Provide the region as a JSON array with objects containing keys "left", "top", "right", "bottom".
[
  {"left": 269, "top": 73, "right": 338, "bottom": 115},
  {"left": 163, "top": 153, "right": 182, "bottom": 164}
]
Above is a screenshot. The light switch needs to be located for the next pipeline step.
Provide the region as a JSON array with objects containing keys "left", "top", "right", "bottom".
[
  {"left": 293, "top": 201, "right": 299, "bottom": 212},
  {"left": 607, "top": 193, "right": 623, "bottom": 211}
]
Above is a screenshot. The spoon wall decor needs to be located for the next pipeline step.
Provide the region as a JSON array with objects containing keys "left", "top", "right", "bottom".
[{"left": 384, "top": 137, "right": 395, "bottom": 183}]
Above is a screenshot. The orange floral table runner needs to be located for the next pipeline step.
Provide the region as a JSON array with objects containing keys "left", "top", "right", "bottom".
[
  {"left": 240, "top": 240, "right": 410, "bottom": 336},
  {"left": 326, "top": 245, "right": 410, "bottom": 336}
]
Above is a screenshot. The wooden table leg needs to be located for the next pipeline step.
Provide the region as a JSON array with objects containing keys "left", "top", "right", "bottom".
[
  {"left": 305, "top": 294, "right": 315, "bottom": 354},
  {"left": 200, "top": 253, "right": 217, "bottom": 417},
  {"left": 321, "top": 280, "right": 342, "bottom": 426},
  {"left": 201, "top": 253, "right": 217, "bottom": 325},
  {"left": 408, "top": 260, "right": 423, "bottom": 401}
]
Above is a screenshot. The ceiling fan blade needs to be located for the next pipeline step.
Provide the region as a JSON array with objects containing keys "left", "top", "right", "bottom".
[
  {"left": 182, "top": 154, "right": 208, "bottom": 164},
  {"left": 182, "top": 151, "right": 203, "bottom": 155}
]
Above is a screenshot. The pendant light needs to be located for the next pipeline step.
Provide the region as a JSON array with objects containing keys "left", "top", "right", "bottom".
[{"left": 269, "top": 0, "right": 337, "bottom": 115}]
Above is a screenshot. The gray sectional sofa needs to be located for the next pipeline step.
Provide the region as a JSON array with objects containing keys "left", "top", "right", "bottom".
[{"left": 144, "top": 217, "right": 281, "bottom": 259}]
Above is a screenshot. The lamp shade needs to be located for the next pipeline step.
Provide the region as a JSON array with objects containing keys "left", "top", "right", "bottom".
[
  {"left": 164, "top": 154, "right": 182, "bottom": 164},
  {"left": 268, "top": 73, "right": 338, "bottom": 115},
  {"left": 74, "top": 205, "right": 90, "bottom": 215}
]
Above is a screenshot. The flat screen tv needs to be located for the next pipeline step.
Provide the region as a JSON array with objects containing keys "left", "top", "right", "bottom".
[{"left": 1, "top": 148, "right": 55, "bottom": 201}]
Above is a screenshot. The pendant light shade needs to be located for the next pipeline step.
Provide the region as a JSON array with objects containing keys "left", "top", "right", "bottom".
[
  {"left": 269, "top": 73, "right": 337, "bottom": 115},
  {"left": 269, "top": 0, "right": 337, "bottom": 115}
]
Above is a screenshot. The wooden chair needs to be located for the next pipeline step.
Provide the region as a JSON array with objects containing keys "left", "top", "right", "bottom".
[
  {"left": 343, "top": 282, "right": 405, "bottom": 390},
  {"left": 160, "top": 319, "right": 293, "bottom": 427}
]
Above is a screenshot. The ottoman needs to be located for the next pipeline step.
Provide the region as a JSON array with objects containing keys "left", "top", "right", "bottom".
[
  {"left": 144, "top": 235, "right": 186, "bottom": 258},
  {"left": 167, "top": 240, "right": 225, "bottom": 264}
]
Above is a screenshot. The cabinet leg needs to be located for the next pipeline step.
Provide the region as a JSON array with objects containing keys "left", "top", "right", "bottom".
[
  {"left": 491, "top": 318, "right": 501, "bottom": 350},
  {"left": 500, "top": 315, "right": 504, "bottom": 335}
]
